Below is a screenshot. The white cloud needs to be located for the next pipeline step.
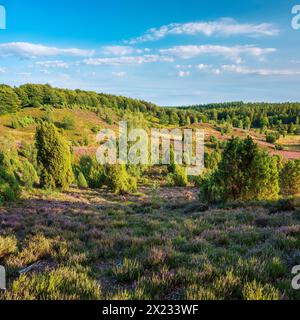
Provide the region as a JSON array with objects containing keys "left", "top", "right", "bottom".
[
  {"left": 127, "top": 18, "right": 279, "bottom": 43},
  {"left": 196, "top": 63, "right": 210, "bottom": 70},
  {"left": 112, "top": 71, "right": 126, "bottom": 77},
  {"left": 178, "top": 71, "right": 190, "bottom": 77},
  {"left": 84, "top": 55, "right": 174, "bottom": 66},
  {"left": 16, "top": 72, "right": 32, "bottom": 76},
  {"left": 222, "top": 64, "right": 300, "bottom": 76},
  {"left": 212, "top": 68, "right": 221, "bottom": 75},
  {"left": 175, "top": 64, "right": 192, "bottom": 69},
  {"left": 160, "top": 45, "right": 276, "bottom": 61},
  {"left": 0, "top": 42, "right": 95, "bottom": 58},
  {"left": 36, "top": 60, "right": 69, "bottom": 68},
  {"left": 0, "top": 67, "right": 5, "bottom": 73},
  {"left": 102, "top": 45, "right": 145, "bottom": 56}
]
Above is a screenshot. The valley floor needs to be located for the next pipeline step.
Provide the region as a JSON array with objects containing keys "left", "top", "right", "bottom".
[{"left": 0, "top": 187, "right": 300, "bottom": 300}]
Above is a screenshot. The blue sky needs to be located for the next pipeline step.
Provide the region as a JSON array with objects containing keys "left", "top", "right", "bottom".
[{"left": 0, "top": 0, "right": 300, "bottom": 105}]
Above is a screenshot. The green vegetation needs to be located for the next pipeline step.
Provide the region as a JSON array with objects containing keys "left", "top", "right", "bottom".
[
  {"left": 0, "top": 83, "right": 299, "bottom": 301},
  {"left": 104, "top": 164, "right": 137, "bottom": 194},
  {"left": 77, "top": 172, "right": 88, "bottom": 189},
  {"left": 36, "top": 122, "right": 73, "bottom": 190},
  {"left": 280, "top": 160, "right": 300, "bottom": 197},
  {"left": 0, "top": 85, "right": 21, "bottom": 115},
  {"left": 200, "top": 137, "right": 280, "bottom": 203},
  {"left": 0, "top": 186, "right": 299, "bottom": 300}
]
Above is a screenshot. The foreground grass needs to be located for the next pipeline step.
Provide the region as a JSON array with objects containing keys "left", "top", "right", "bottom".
[{"left": 0, "top": 187, "right": 300, "bottom": 300}]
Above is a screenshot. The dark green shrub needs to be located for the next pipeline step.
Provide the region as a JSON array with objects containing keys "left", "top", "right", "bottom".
[
  {"left": 200, "top": 137, "right": 280, "bottom": 202},
  {"left": 36, "top": 122, "right": 74, "bottom": 190},
  {"left": 77, "top": 172, "right": 88, "bottom": 189},
  {"left": 204, "top": 150, "right": 222, "bottom": 170},
  {"left": 59, "top": 116, "right": 75, "bottom": 130},
  {"left": 0, "top": 170, "right": 20, "bottom": 204},
  {"left": 78, "top": 155, "right": 105, "bottom": 189},
  {"left": 0, "top": 152, "right": 20, "bottom": 204},
  {"left": 275, "top": 144, "right": 284, "bottom": 151},
  {"left": 266, "top": 134, "right": 278, "bottom": 144},
  {"left": 10, "top": 116, "right": 35, "bottom": 129},
  {"left": 171, "top": 165, "right": 188, "bottom": 187},
  {"left": 20, "top": 160, "right": 39, "bottom": 188},
  {"left": 0, "top": 85, "right": 21, "bottom": 115},
  {"left": 104, "top": 164, "right": 137, "bottom": 194},
  {"left": 280, "top": 160, "right": 300, "bottom": 197}
]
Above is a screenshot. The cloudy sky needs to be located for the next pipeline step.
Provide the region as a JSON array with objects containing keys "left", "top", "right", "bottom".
[{"left": 0, "top": 0, "right": 300, "bottom": 105}]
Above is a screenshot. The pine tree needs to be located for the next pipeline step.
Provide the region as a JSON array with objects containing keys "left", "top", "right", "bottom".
[
  {"left": 200, "top": 137, "right": 280, "bottom": 202},
  {"left": 36, "top": 122, "right": 73, "bottom": 190}
]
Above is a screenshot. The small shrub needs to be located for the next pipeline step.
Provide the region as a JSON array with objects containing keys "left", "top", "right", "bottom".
[
  {"left": 20, "top": 159, "right": 39, "bottom": 188},
  {"left": 171, "top": 165, "right": 188, "bottom": 187},
  {"left": 77, "top": 172, "right": 88, "bottom": 189},
  {"left": 78, "top": 155, "right": 105, "bottom": 189},
  {"left": 266, "top": 134, "right": 278, "bottom": 144},
  {"left": 111, "top": 258, "right": 142, "bottom": 282},
  {"left": 59, "top": 117, "right": 75, "bottom": 130},
  {"left": 0, "top": 236, "right": 18, "bottom": 258},
  {"left": 265, "top": 257, "right": 287, "bottom": 279},
  {"left": 138, "top": 266, "right": 176, "bottom": 299},
  {"left": 212, "top": 271, "right": 242, "bottom": 299},
  {"left": 185, "top": 285, "right": 217, "bottom": 300},
  {"left": 11, "top": 116, "right": 35, "bottom": 129},
  {"left": 13, "top": 234, "right": 52, "bottom": 267},
  {"left": 280, "top": 160, "right": 300, "bottom": 197},
  {"left": 0, "top": 147, "right": 20, "bottom": 203},
  {"left": 0, "top": 170, "right": 20, "bottom": 204},
  {"left": 243, "top": 281, "right": 279, "bottom": 300},
  {"left": 105, "top": 165, "right": 137, "bottom": 194},
  {"left": 5, "top": 267, "right": 101, "bottom": 300}
]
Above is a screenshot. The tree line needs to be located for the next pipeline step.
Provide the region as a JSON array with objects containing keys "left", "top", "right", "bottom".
[{"left": 1, "top": 84, "right": 300, "bottom": 132}]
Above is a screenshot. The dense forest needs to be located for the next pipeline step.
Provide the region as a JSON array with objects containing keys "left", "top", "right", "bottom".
[{"left": 1, "top": 84, "right": 300, "bottom": 138}]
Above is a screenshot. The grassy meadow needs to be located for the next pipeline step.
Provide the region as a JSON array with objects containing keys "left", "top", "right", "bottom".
[{"left": 1, "top": 185, "right": 300, "bottom": 300}]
